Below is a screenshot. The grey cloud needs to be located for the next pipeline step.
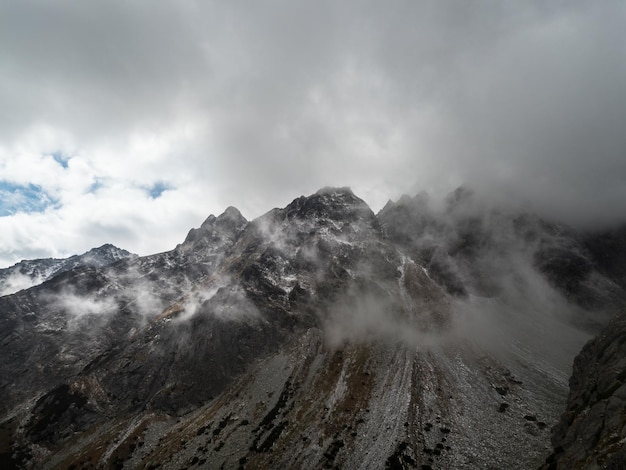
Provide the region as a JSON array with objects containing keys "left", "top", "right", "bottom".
[
  {"left": 0, "top": 1, "right": 207, "bottom": 135},
  {"left": 1, "top": 0, "right": 625, "bottom": 265}
]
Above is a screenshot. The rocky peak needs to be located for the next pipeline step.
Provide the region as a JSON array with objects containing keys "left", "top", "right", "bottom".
[
  {"left": 224, "top": 188, "right": 389, "bottom": 305},
  {"left": 215, "top": 206, "right": 247, "bottom": 231},
  {"left": 66, "top": 244, "right": 135, "bottom": 267},
  {"left": 184, "top": 206, "right": 248, "bottom": 245},
  {"left": 284, "top": 186, "right": 375, "bottom": 224},
  {"left": 200, "top": 206, "right": 246, "bottom": 230}
]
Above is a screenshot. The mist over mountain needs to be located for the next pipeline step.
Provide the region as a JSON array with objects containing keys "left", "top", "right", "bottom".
[{"left": 1, "top": 187, "right": 625, "bottom": 469}]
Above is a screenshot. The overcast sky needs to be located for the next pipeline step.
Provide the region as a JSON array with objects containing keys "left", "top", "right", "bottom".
[{"left": 1, "top": 1, "right": 625, "bottom": 266}]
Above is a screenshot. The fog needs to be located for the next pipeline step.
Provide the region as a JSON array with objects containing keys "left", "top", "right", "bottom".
[{"left": 316, "top": 189, "right": 608, "bottom": 380}]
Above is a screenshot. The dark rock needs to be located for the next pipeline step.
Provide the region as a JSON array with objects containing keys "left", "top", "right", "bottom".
[{"left": 543, "top": 313, "right": 626, "bottom": 468}]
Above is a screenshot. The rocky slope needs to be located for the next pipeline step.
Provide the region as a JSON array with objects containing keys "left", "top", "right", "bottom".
[{"left": 0, "top": 187, "right": 624, "bottom": 469}]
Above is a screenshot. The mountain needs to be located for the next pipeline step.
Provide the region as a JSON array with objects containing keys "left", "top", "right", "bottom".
[
  {"left": 0, "top": 244, "right": 136, "bottom": 297},
  {"left": 0, "top": 187, "right": 625, "bottom": 469}
]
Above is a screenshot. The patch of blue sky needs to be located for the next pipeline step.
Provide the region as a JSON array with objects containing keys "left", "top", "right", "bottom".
[
  {"left": 148, "top": 181, "right": 170, "bottom": 199},
  {"left": 50, "top": 151, "right": 70, "bottom": 169},
  {"left": 88, "top": 178, "right": 104, "bottom": 194},
  {"left": 0, "top": 181, "right": 57, "bottom": 216}
]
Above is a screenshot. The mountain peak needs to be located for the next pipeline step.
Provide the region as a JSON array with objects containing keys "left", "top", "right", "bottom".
[
  {"left": 283, "top": 187, "right": 374, "bottom": 223},
  {"left": 84, "top": 244, "right": 134, "bottom": 260},
  {"left": 184, "top": 206, "right": 248, "bottom": 246},
  {"left": 217, "top": 206, "right": 246, "bottom": 224}
]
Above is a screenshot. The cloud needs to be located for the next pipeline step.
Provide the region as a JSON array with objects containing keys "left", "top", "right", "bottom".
[
  {"left": 0, "top": 271, "right": 44, "bottom": 296},
  {"left": 45, "top": 288, "right": 118, "bottom": 331},
  {"left": 1, "top": 1, "right": 625, "bottom": 266}
]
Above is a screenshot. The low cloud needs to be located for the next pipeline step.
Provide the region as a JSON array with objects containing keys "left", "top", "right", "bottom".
[
  {"left": 322, "top": 290, "right": 445, "bottom": 350},
  {"left": 46, "top": 288, "right": 118, "bottom": 331},
  {"left": 0, "top": 272, "right": 43, "bottom": 296},
  {"left": 173, "top": 284, "right": 222, "bottom": 323}
]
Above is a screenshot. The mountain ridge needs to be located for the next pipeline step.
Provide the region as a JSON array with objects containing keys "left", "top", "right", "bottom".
[
  {"left": 0, "top": 244, "right": 136, "bottom": 297},
  {"left": 0, "top": 186, "right": 624, "bottom": 469}
]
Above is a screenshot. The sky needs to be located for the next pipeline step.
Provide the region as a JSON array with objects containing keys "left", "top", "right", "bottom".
[{"left": 1, "top": 0, "right": 625, "bottom": 267}]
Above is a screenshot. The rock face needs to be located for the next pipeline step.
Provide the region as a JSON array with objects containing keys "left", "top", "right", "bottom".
[
  {"left": 0, "top": 187, "right": 625, "bottom": 469},
  {"left": 543, "top": 313, "right": 626, "bottom": 469}
]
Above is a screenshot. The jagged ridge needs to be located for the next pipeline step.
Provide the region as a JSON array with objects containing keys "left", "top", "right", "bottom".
[{"left": 0, "top": 187, "right": 625, "bottom": 469}]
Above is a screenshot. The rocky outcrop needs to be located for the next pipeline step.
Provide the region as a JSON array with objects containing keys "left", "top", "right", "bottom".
[{"left": 544, "top": 313, "right": 626, "bottom": 469}]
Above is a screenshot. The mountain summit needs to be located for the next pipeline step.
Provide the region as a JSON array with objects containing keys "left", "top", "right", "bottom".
[{"left": 1, "top": 187, "right": 625, "bottom": 469}]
